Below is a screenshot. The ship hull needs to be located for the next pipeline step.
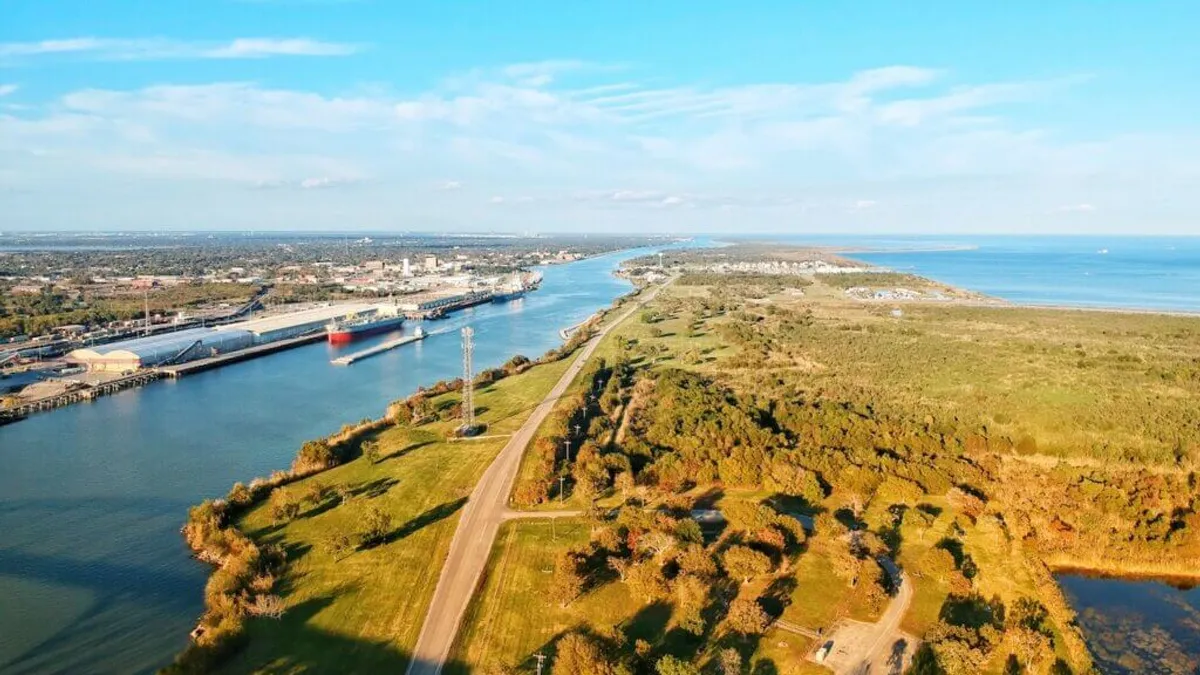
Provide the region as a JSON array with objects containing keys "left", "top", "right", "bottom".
[{"left": 327, "top": 316, "right": 406, "bottom": 344}]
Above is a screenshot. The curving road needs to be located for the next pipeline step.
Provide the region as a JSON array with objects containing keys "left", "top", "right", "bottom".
[{"left": 405, "top": 279, "right": 672, "bottom": 675}]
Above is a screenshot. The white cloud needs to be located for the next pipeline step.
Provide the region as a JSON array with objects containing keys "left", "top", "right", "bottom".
[
  {"left": 0, "top": 37, "right": 360, "bottom": 62},
  {"left": 0, "top": 85, "right": 17, "bottom": 97},
  {"left": 1055, "top": 203, "right": 1097, "bottom": 213},
  {"left": 4, "top": 60, "right": 1196, "bottom": 233}
]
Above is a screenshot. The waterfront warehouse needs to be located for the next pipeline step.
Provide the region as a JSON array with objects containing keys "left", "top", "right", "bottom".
[
  {"left": 69, "top": 304, "right": 381, "bottom": 372},
  {"left": 68, "top": 327, "right": 255, "bottom": 372},
  {"left": 220, "top": 303, "right": 379, "bottom": 342}
]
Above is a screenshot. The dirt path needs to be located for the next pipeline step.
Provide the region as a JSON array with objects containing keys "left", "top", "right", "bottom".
[
  {"left": 405, "top": 280, "right": 672, "bottom": 675},
  {"left": 818, "top": 558, "right": 917, "bottom": 675}
]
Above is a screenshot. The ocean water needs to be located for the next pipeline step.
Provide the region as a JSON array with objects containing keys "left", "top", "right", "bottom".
[{"left": 767, "top": 236, "right": 1200, "bottom": 313}]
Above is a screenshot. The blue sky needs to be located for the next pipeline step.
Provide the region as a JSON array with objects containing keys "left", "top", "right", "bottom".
[{"left": 2, "top": 1, "right": 1198, "bottom": 233}]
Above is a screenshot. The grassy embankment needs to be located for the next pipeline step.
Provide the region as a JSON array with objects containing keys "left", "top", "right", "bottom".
[{"left": 210, "top": 355, "right": 574, "bottom": 673}]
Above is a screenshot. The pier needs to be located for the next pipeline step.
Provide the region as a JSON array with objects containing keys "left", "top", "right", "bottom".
[
  {"left": 2, "top": 370, "right": 162, "bottom": 419},
  {"left": 157, "top": 332, "right": 326, "bottom": 378},
  {"left": 331, "top": 330, "right": 428, "bottom": 366}
]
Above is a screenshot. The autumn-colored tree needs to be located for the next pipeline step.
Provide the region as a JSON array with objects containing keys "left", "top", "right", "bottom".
[
  {"left": 322, "top": 531, "right": 356, "bottom": 561},
  {"left": 550, "top": 550, "right": 585, "bottom": 607},
  {"left": 303, "top": 480, "right": 328, "bottom": 507},
  {"left": 1008, "top": 626, "right": 1054, "bottom": 672},
  {"left": 676, "top": 544, "right": 718, "bottom": 579},
  {"left": 655, "top": 656, "right": 698, "bottom": 675},
  {"left": 717, "top": 649, "right": 742, "bottom": 675},
  {"left": 828, "top": 543, "right": 861, "bottom": 586},
  {"left": 672, "top": 574, "right": 711, "bottom": 635},
  {"left": 268, "top": 488, "right": 299, "bottom": 523},
  {"left": 921, "top": 547, "right": 957, "bottom": 583},
  {"left": 362, "top": 440, "right": 380, "bottom": 465},
  {"left": 358, "top": 504, "right": 393, "bottom": 547},
  {"left": 553, "top": 633, "right": 615, "bottom": 675},
  {"left": 725, "top": 596, "right": 769, "bottom": 635},
  {"left": 607, "top": 556, "right": 630, "bottom": 581},
  {"left": 626, "top": 559, "right": 668, "bottom": 601},
  {"left": 722, "top": 545, "right": 772, "bottom": 583}
]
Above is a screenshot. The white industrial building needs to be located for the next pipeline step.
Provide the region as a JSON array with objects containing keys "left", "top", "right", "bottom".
[
  {"left": 69, "top": 303, "right": 381, "bottom": 372},
  {"left": 67, "top": 327, "right": 255, "bottom": 372}
]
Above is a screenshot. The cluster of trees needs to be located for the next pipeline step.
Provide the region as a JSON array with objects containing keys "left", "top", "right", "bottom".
[
  {"left": 997, "top": 463, "right": 1200, "bottom": 574},
  {"left": 541, "top": 500, "right": 804, "bottom": 671},
  {"left": 170, "top": 499, "right": 286, "bottom": 674},
  {"left": 0, "top": 282, "right": 255, "bottom": 338},
  {"left": 910, "top": 595, "right": 1072, "bottom": 675},
  {"left": 513, "top": 357, "right": 632, "bottom": 507}
]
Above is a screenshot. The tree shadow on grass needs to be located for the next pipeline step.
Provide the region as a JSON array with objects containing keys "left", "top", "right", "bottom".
[
  {"left": 230, "top": 591, "right": 473, "bottom": 675},
  {"left": 380, "top": 439, "right": 438, "bottom": 464},
  {"left": 353, "top": 477, "right": 399, "bottom": 499},
  {"left": 381, "top": 496, "right": 468, "bottom": 546},
  {"left": 624, "top": 600, "right": 673, "bottom": 646}
]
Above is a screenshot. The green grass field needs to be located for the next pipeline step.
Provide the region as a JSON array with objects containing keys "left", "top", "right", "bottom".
[
  {"left": 447, "top": 520, "right": 642, "bottom": 674},
  {"left": 217, "top": 355, "right": 574, "bottom": 674}
]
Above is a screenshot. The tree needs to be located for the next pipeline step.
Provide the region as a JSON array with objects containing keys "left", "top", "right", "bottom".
[
  {"left": 1009, "top": 626, "right": 1054, "bottom": 672},
  {"left": 303, "top": 480, "right": 328, "bottom": 507},
  {"left": 655, "top": 656, "right": 698, "bottom": 675},
  {"left": 1006, "top": 597, "right": 1048, "bottom": 632},
  {"left": 322, "top": 531, "right": 356, "bottom": 560},
  {"left": 722, "top": 545, "right": 772, "bottom": 583},
  {"left": 921, "top": 547, "right": 957, "bottom": 583},
  {"left": 673, "top": 574, "right": 711, "bottom": 635},
  {"left": 638, "top": 530, "right": 677, "bottom": 559},
  {"left": 615, "top": 471, "right": 635, "bottom": 501},
  {"left": 227, "top": 482, "right": 253, "bottom": 507},
  {"left": 717, "top": 649, "right": 742, "bottom": 675},
  {"left": 247, "top": 594, "right": 285, "bottom": 619},
  {"left": 335, "top": 483, "right": 353, "bottom": 505},
  {"left": 553, "top": 633, "right": 615, "bottom": 675},
  {"left": 676, "top": 544, "right": 718, "bottom": 579},
  {"left": 725, "top": 596, "right": 769, "bottom": 635},
  {"left": 626, "top": 560, "right": 668, "bottom": 601},
  {"left": 358, "top": 504, "right": 393, "bottom": 546},
  {"left": 550, "top": 550, "right": 585, "bottom": 608},
  {"left": 362, "top": 440, "right": 380, "bottom": 465},
  {"left": 607, "top": 556, "right": 630, "bottom": 582},
  {"left": 268, "top": 488, "right": 300, "bottom": 523}
]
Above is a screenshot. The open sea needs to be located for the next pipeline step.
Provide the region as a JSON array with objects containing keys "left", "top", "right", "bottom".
[{"left": 764, "top": 235, "right": 1200, "bottom": 313}]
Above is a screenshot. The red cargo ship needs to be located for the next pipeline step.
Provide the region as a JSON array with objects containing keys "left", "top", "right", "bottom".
[{"left": 326, "top": 309, "right": 405, "bottom": 344}]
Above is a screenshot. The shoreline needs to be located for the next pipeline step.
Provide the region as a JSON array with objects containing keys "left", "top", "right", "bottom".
[{"left": 703, "top": 240, "right": 1200, "bottom": 317}]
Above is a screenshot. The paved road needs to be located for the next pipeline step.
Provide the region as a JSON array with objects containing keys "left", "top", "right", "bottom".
[{"left": 405, "top": 280, "right": 672, "bottom": 675}]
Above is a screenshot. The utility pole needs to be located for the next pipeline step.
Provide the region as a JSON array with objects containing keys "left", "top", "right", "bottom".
[
  {"left": 460, "top": 327, "right": 475, "bottom": 434},
  {"left": 559, "top": 475, "right": 566, "bottom": 503},
  {"left": 143, "top": 289, "right": 151, "bottom": 336},
  {"left": 564, "top": 438, "right": 571, "bottom": 463},
  {"left": 535, "top": 652, "right": 546, "bottom": 675}
]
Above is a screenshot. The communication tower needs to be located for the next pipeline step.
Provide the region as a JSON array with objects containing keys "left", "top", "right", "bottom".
[{"left": 460, "top": 327, "right": 476, "bottom": 433}]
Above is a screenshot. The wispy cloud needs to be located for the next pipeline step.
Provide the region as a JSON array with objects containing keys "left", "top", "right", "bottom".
[
  {"left": 0, "top": 84, "right": 17, "bottom": 97},
  {"left": 0, "top": 37, "right": 361, "bottom": 62}
]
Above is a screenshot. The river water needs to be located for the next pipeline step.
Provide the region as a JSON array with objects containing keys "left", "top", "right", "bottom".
[{"left": 0, "top": 246, "right": 671, "bottom": 674}]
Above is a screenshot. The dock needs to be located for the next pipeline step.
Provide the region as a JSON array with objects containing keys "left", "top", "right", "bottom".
[
  {"left": 157, "top": 332, "right": 326, "bottom": 378},
  {"left": 2, "top": 370, "right": 163, "bottom": 419},
  {"left": 331, "top": 330, "right": 428, "bottom": 366}
]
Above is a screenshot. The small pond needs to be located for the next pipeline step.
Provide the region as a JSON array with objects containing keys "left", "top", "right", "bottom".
[{"left": 1057, "top": 573, "right": 1200, "bottom": 674}]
